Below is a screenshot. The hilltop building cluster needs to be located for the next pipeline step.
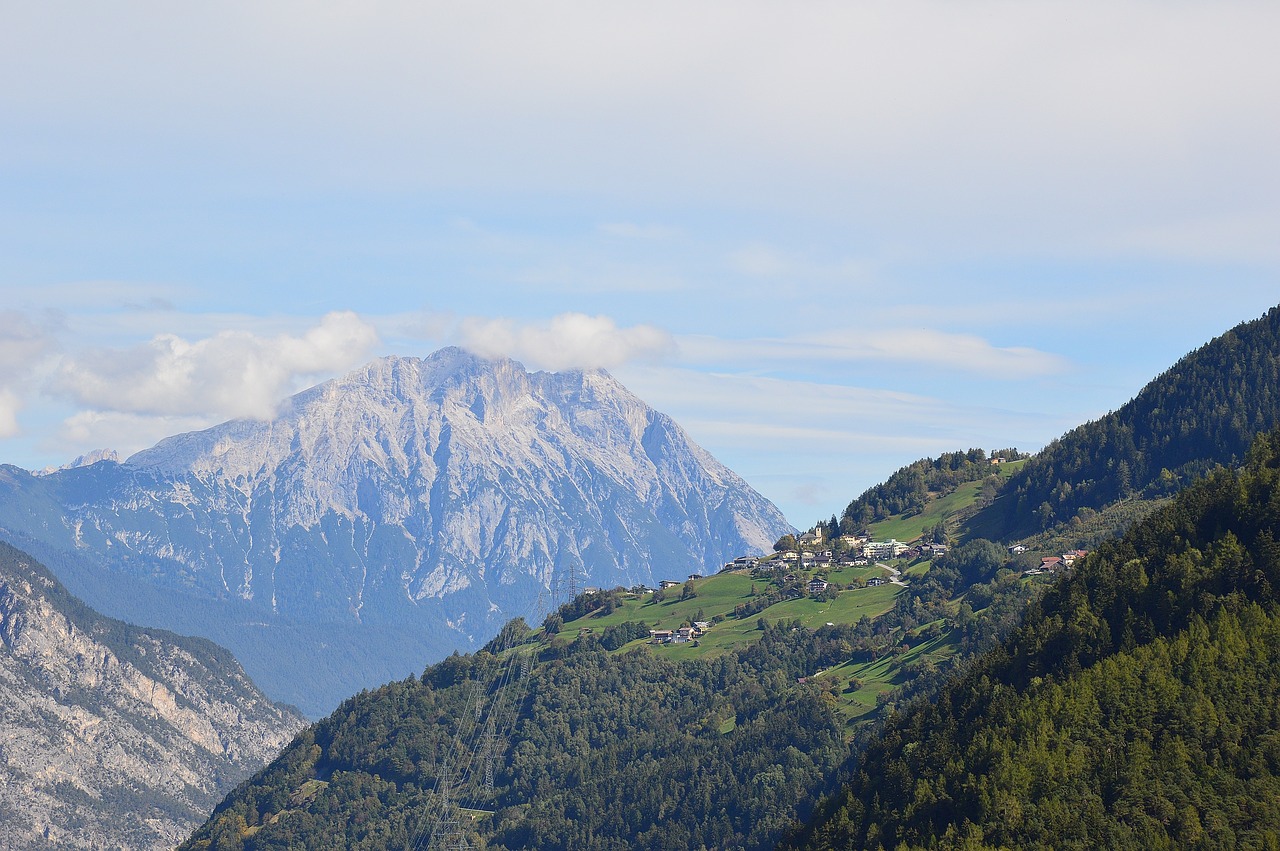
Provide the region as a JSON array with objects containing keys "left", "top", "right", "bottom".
[
  {"left": 1022, "top": 549, "right": 1089, "bottom": 576},
  {"left": 721, "top": 531, "right": 948, "bottom": 574},
  {"left": 648, "top": 621, "right": 713, "bottom": 644}
]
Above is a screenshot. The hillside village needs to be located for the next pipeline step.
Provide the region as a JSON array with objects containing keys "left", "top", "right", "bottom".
[
  {"left": 627, "top": 526, "right": 1085, "bottom": 648},
  {"left": 627, "top": 533, "right": 914, "bottom": 645}
]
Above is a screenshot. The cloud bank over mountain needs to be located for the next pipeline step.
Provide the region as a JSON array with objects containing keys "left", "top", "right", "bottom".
[
  {"left": 457, "top": 312, "right": 675, "bottom": 371},
  {"left": 54, "top": 310, "right": 378, "bottom": 420}
]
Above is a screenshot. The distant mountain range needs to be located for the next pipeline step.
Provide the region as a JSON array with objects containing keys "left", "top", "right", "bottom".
[
  {"left": 0, "top": 348, "right": 792, "bottom": 715},
  {"left": 0, "top": 541, "right": 303, "bottom": 850}
]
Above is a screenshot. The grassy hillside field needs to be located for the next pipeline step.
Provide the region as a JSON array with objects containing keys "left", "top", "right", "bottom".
[
  {"left": 863, "top": 459, "right": 1026, "bottom": 542},
  {"left": 557, "top": 565, "right": 960, "bottom": 726},
  {"left": 549, "top": 457, "right": 1037, "bottom": 724}
]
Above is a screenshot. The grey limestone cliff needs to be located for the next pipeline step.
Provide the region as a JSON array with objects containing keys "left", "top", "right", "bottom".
[{"left": 0, "top": 541, "right": 305, "bottom": 851}]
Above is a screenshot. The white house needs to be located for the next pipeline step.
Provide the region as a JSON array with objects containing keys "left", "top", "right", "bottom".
[{"left": 864, "top": 539, "right": 908, "bottom": 559}]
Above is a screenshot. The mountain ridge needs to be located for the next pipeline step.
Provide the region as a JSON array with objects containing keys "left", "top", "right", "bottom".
[
  {"left": 0, "top": 348, "right": 792, "bottom": 715},
  {"left": 965, "top": 304, "right": 1280, "bottom": 541}
]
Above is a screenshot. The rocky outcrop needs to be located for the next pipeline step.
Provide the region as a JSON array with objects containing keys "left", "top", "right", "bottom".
[{"left": 0, "top": 542, "right": 305, "bottom": 851}]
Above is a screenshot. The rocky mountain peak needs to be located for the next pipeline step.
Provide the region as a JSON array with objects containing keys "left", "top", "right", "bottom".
[
  {"left": 1, "top": 348, "right": 793, "bottom": 713},
  {"left": 34, "top": 447, "right": 120, "bottom": 476}
]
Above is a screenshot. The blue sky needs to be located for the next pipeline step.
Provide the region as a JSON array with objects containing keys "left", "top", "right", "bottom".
[{"left": 2, "top": 1, "right": 1277, "bottom": 527}]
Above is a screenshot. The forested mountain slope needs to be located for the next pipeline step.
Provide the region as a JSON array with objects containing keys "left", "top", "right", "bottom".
[
  {"left": 180, "top": 621, "right": 857, "bottom": 851},
  {"left": 0, "top": 542, "right": 305, "bottom": 850},
  {"left": 179, "top": 310, "right": 1280, "bottom": 848},
  {"left": 967, "top": 304, "right": 1280, "bottom": 541},
  {"left": 786, "top": 426, "right": 1280, "bottom": 850},
  {"left": 179, "top": 523, "right": 1053, "bottom": 851}
]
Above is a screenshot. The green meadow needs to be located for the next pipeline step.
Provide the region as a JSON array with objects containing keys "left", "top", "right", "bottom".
[
  {"left": 864, "top": 459, "right": 1026, "bottom": 543},
  {"left": 556, "top": 568, "right": 921, "bottom": 719}
]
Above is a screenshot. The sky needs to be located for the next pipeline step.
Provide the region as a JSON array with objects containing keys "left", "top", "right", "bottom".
[{"left": 2, "top": 1, "right": 1277, "bottom": 527}]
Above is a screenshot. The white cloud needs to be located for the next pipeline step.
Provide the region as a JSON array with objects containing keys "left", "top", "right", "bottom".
[
  {"left": 457, "top": 313, "right": 675, "bottom": 371},
  {"left": 0, "top": 312, "right": 53, "bottom": 375},
  {"left": 0, "top": 389, "right": 22, "bottom": 439},
  {"left": 4, "top": 281, "right": 190, "bottom": 314},
  {"left": 725, "top": 245, "right": 878, "bottom": 300},
  {"left": 1109, "top": 210, "right": 1280, "bottom": 264},
  {"left": 52, "top": 311, "right": 379, "bottom": 420},
  {"left": 617, "top": 366, "right": 1059, "bottom": 454},
  {"left": 507, "top": 264, "right": 687, "bottom": 295},
  {"left": 678, "top": 328, "right": 1069, "bottom": 380},
  {"left": 6, "top": 1, "right": 1276, "bottom": 262},
  {"left": 729, "top": 245, "right": 792, "bottom": 279},
  {"left": 0, "top": 311, "right": 56, "bottom": 438},
  {"left": 845, "top": 329, "right": 1069, "bottom": 379},
  {"left": 56, "top": 410, "right": 218, "bottom": 460},
  {"left": 626, "top": 368, "right": 940, "bottom": 421},
  {"left": 612, "top": 364, "right": 1073, "bottom": 524}
]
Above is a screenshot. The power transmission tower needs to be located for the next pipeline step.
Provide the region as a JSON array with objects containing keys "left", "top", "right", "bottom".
[
  {"left": 566, "top": 559, "right": 580, "bottom": 601},
  {"left": 480, "top": 723, "right": 499, "bottom": 793},
  {"left": 473, "top": 686, "right": 484, "bottom": 722},
  {"left": 426, "top": 758, "right": 471, "bottom": 851}
]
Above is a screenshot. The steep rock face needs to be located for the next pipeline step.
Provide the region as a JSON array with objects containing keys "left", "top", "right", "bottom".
[
  {"left": 120, "top": 350, "right": 789, "bottom": 612},
  {"left": 0, "top": 542, "right": 305, "bottom": 851},
  {"left": 0, "top": 350, "right": 792, "bottom": 714}
]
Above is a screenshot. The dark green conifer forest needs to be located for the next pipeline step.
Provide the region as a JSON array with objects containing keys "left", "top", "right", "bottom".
[
  {"left": 181, "top": 617, "right": 866, "bottom": 850},
  {"left": 833, "top": 449, "right": 1019, "bottom": 535}
]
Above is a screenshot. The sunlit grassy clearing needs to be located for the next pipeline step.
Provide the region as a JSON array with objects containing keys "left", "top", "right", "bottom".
[{"left": 865, "top": 459, "right": 1026, "bottom": 543}]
